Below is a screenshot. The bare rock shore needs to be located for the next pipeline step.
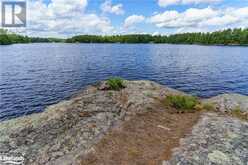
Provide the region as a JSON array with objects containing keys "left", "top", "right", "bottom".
[
  {"left": 0, "top": 80, "right": 182, "bottom": 164},
  {"left": 164, "top": 113, "right": 248, "bottom": 165},
  {"left": 0, "top": 80, "right": 247, "bottom": 165},
  {"left": 204, "top": 94, "right": 248, "bottom": 113}
]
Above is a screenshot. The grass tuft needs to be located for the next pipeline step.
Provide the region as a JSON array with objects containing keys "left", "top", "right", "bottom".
[
  {"left": 107, "top": 77, "right": 125, "bottom": 91},
  {"left": 163, "top": 95, "right": 199, "bottom": 113}
]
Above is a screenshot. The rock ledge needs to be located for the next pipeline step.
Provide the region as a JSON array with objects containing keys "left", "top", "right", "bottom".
[
  {"left": 0, "top": 80, "right": 182, "bottom": 164},
  {"left": 0, "top": 80, "right": 247, "bottom": 165}
]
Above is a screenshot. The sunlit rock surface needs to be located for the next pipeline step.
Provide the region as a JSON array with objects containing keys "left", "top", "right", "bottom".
[
  {"left": 0, "top": 80, "right": 247, "bottom": 165},
  {"left": 203, "top": 94, "right": 248, "bottom": 113},
  {"left": 0, "top": 80, "right": 181, "bottom": 164},
  {"left": 164, "top": 113, "right": 248, "bottom": 165}
]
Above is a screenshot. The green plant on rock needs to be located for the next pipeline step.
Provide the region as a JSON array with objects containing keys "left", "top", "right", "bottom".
[
  {"left": 163, "top": 95, "right": 199, "bottom": 112},
  {"left": 107, "top": 77, "right": 125, "bottom": 91},
  {"left": 194, "top": 104, "right": 204, "bottom": 111}
]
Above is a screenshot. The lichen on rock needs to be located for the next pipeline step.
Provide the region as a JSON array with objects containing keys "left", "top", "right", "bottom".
[{"left": 208, "top": 150, "right": 231, "bottom": 164}]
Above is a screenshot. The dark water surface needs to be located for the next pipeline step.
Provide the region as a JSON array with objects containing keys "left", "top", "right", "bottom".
[{"left": 1, "top": 43, "right": 248, "bottom": 121}]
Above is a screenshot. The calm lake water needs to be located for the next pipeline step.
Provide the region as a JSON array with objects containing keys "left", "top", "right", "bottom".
[{"left": 0, "top": 43, "right": 248, "bottom": 121}]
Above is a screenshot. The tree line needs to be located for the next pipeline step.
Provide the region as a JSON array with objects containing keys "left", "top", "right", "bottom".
[
  {"left": 66, "top": 28, "right": 248, "bottom": 45},
  {"left": 1, "top": 28, "right": 248, "bottom": 45},
  {"left": 0, "top": 29, "right": 64, "bottom": 45}
]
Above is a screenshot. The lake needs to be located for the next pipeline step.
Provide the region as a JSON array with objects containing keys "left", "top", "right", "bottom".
[{"left": 0, "top": 43, "right": 248, "bottom": 121}]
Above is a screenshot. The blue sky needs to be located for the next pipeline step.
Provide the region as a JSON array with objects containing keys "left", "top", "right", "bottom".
[{"left": 1, "top": 0, "right": 248, "bottom": 37}]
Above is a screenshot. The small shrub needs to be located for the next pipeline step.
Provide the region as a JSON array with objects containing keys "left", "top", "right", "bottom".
[
  {"left": 164, "top": 95, "right": 198, "bottom": 112},
  {"left": 107, "top": 77, "right": 125, "bottom": 90}
]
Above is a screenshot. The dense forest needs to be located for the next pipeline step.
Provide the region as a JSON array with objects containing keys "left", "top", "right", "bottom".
[
  {"left": 0, "top": 29, "right": 29, "bottom": 45},
  {"left": 0, "top": 29, "right": 64, "bottom": 45},
  {"left": 1, "top": 28, "right": 248, "bottom": 45},
  {"left": 66, "top": 28, "right": 248, "bottom": 45}
]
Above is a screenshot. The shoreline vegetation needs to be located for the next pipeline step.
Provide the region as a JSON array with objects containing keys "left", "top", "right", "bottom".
[{"left": 1, "top": 28, "right": 248, "bottom": 45}]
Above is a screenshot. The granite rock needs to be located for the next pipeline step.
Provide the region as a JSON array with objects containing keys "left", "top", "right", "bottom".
[
  {"left": 0, "top": 80, "right": 181, "bottom": 165},
  {"left": 164, "top": 113, "right": 248, "bottom": 165},
  {"left": 203, "top": 94, "right": 248, "bottom": 113}
]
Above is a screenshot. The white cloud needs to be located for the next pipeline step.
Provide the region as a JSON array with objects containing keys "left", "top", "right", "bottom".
[
  {"left": 176, "top": 27, "right": 210, "bottom": 33},
  {"left": 124, "top": 15, "right": 145, "bottom": 28},
  {"left": 158, "top": 0, "right": 180, "bottom": 7},
  {"left": 158, "top": 0, "right": 222, "bottom": 7},
  {"left": 149, "top": 7, "right": 248, "bottom": 30},
  {"left": 101, "top": 0, "right": 124, "bottom": 15},
  {"left": 24, "top": 0, "right": 113, "bottom": 37},
  {"left": 1, "top": 0, "right": 247, "bottom": 36},
  {"left": 201, "top": 15, "right": 238, "bottom": 26},
  {"left": 232, "top": 7, "right": 248, "bottom": 18},
  {"left": 182, "top": 0, "right": 221, "bottom": 4},
  {"left": 152, "top": 31, "right": 160, "bottom": 36},
  {"left": 183, "top": 7, "right": 218, "bottom": 21},
  {"left": 48, "top": 0, "right": 87, "bottom": 15},
  {"left": 150, "top": 11, "right": 180, "bottom": 23}
]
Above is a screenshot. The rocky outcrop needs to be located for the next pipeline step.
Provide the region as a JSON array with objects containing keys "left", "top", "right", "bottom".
[
  {"left": 164, "top": 113, "right": 248, "bottom": 165},
  {"left": 203, "top": 94, "right": 248, "bottom": 113},
  {"left": 0, "top": 80, "right": 247, "bottom": 165},
  {"left": 0, "top": 80, "right": 182, "bottom": 165}
]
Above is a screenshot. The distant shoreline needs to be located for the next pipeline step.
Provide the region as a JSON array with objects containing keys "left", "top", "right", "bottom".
[
  {"left": 1, "top": 28, "right": 248, "bottom": 46},
  {"left": 1, "top": 42, "right": 248, "bottom": 47}
]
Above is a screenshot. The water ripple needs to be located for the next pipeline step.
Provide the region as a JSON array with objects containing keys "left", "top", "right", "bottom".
[{"left": 0, "top": 43, "right": 248, "bottom": 121}]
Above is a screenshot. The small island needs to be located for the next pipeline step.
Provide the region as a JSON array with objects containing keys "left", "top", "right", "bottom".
[{"left": 0, "top": 79, "right": 247, "bottom": 165}]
